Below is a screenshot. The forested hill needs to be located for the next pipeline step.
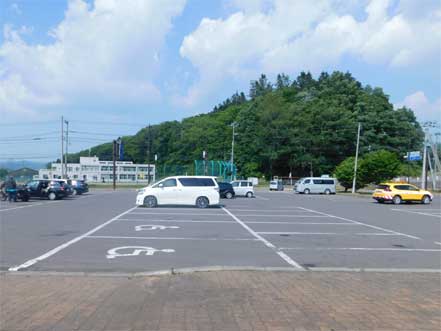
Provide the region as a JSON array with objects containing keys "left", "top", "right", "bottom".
[{"left": 70, "top": 71, "right": 424, "bottom": 178}]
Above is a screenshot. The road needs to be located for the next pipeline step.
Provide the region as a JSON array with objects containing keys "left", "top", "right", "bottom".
[{"left": 1, "top": 189, "right": 440, "bottom": 273}]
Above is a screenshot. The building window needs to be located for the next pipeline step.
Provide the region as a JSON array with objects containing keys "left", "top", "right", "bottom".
[
  {"left": 122, "top": 166, "right": 136, "bottom": 172},
  {"left": 120, "top": 174, "right": 127, "bottom": 180}
]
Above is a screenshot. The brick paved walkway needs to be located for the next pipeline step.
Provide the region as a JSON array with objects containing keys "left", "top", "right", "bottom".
[{"left": 1, "top": 271, "right": 440, "bottom": 331}]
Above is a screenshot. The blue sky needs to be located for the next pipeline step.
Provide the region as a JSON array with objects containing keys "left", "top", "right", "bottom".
[{"left": 1, "top": 0, "right": 440, "bottom": 161}]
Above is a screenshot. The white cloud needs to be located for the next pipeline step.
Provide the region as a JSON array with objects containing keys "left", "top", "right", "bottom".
[
  {"left": 395, "top": 91, "right": 441, "bottom": 122},
  {"left": 0, "top": 0, "right": 186, "bottom": 119},
  {"left": 179, "top": 0, "right": 441, "bottom": 106}
]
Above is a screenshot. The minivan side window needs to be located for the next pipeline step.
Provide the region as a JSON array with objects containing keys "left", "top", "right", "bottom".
[
  {"left": 162, "top": 179, "right": 177, "bottom": 187},
  {"left": 240, "top": 181, "right": 248, "bottom": 187},
  {"left": 179, "top": 178, "right": 215, "bottom": 187},
  {"left": 322, "top": 179, "right": 335, "bottom": 185},
  {"left": 313, "top": 179, "right": 322, "bottom": 184},
  {"left": 304, "top": 179, "right": 310, "bottom": 184}
]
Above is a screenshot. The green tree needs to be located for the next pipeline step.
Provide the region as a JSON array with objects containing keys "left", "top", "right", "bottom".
[
  {"left": 333, "top": 157, "right": 364, "bottom": 191},
  {"left": 358, "top": 150, "right": 401, "bottom": 185},
  {"left": 249, "top": 74, "right": 273, "bottom": 99},
  {"left": 0, "top": 168, "right": 8, "bottom": 180}
]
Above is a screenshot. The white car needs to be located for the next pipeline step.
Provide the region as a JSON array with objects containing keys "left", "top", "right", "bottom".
[
  {"left": 294, "top": 177, "right": 336, "bottom": 194},
  {"left": 231, "top": 180, "right": 254, "bottom": 197},
  {"left": 136, "top": 176, "right": 220, "bottom": 208}
]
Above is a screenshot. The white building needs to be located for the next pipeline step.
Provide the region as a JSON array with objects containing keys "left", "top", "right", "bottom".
[{"left": 39, "top": 157, "right": 155, "bottom": 183}]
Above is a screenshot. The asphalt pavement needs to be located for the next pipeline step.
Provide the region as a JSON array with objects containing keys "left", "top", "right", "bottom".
[{"left": 1, "top": 188, "right": 440, "bottom": 273}]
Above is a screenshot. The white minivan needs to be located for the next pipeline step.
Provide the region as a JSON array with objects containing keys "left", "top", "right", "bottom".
[
  {"left": 136, "top": 176, "right": 220, "bottom": 208},
  {"left": 231, "top": 180, "right": 254, "bottom": 197},
  {"left": 294, "top": 177, "right": 336, "bottom": 195}
]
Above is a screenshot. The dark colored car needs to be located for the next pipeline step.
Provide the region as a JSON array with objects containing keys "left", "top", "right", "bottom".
[
  {"left": 52, "top": 180, "right": 74, "bottom": 196},
  {"left": 25, "top": 180, "right": 65, "bottom": 200},
  {"left": 70, "top": 180, "right": 89, "bottom": 195},
  {"left": 218, "top": 182, "right": 235, "bottom": 199}
]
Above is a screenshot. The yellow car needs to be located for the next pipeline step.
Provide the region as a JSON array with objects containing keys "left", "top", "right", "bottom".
[{"left": 372, "top": 182, "right": 433, "bottom": 205}]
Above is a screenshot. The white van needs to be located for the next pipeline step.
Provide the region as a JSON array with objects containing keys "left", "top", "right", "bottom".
[
  {"left": 231, "top": 180, "right": 254, "bottom": 197},
  {"left": 136, "top": 176, "right": 220, "bottom": 208},
  {"left": 294, "top": 177, "right": 336, "bottom": 195}
]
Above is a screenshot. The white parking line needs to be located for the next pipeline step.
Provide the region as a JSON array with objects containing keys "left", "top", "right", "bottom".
[
  {"left": 226, "top": 209, "right": 320, "bottom": 212},
  {"left": 130, "top": 212, "right": 227, "bottom": 216},
  {"left": 222, "top": 207, "right": 304, "bottom": 270},
  {"left": 434, "top": 242, "right": 441, "bottom": 246},
  {"left": 254, "top": 196, "right": 270, "bottom": 200},
  {"left": 8, "top": 206, "right": 138, "bottom": 271},
  {"left": 117, "top": 219, "right": 234, "bottom": 223},
  {"left": 391, "top": 209, "right": 441, "bottom": 219},
  {"left": 0, "top": 201, "right": 58, "bottom": 213},
  {"left": 245, "top": 222, "right": 358, "bottom": 225},
  {"left": 280, "top": 247, "right": 441, "bottom": 252},
  {"left": 297, "top": 207, "right": 421, "bottom": 240},
  {"left": 257, "top": 232, "right": 404, "bottom": 236},
  {"left": 87, "top": 235, "right": 258, "bottom": 241}
]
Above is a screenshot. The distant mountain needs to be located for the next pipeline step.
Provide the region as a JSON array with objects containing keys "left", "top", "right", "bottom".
[{"left": 0, "top": 160, "right": 47, "bottom": 171}]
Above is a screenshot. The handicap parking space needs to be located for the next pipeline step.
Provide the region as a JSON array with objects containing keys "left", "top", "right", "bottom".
[
  {"left": 94, "top": 218, "right": 254, "bottom": 239},
  {"left": 26, "top": 237, "right": 288, "bottom": 273}
]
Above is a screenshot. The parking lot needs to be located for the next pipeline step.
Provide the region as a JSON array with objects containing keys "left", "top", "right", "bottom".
[{"left": 1, "top": 189, "right": 440, "bottom": 273}]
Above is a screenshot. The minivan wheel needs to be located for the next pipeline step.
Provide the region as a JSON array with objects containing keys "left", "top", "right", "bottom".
[
  {"left": 246, "top": 191, "right": 253, "bottom": 198},
  {"left": 303, "top": 189, "right": 310, "bottom": 194},
  {"left": 324, "top": 189, "right": 331, "bottom": 195},
  {"left": 392, "top": 195, "right": 402, "bottom": 205},
  {"left": 144, "top": 196, "right": 157, "bottom": 208},
  {"left": 196, "top": 196, "right": 209, "bottom": 208},
  {"left": 421, "top": 195, "right": 431, "bottom": 204},
  {"left": 225, "top": 192, "right": 233, "bottom": 199},
  {"left": 48, "top": 192, "right": 56, "bottom": 201}
]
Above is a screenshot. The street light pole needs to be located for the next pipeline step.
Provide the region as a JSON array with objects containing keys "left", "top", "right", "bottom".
[
  {"left": 61, "top": 116, "right": 64, "bottom": 179},
  {"left": 65, "top": 120, "right": 69, "bottom": 178},
  {"left": 352, "top": 122, "right": 361, "bottom": 194},
  {"left": 231, "top": 122, "right": 237, "bottom": 179}
]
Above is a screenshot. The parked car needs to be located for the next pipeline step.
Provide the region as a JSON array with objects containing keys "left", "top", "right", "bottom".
[
  {"left": 136, "top": 176, "right": 220, "bottom": 208},
  {"left": 231, "top": 180, "right": 254, "bottom": 197},
  {"left": 372, "top": 183, "right": 433, "bottom": 205},
  {"left": 52, "top": 180, "right": 73, "bottom": 196},
  {"left": 269, "top": 180, "right": 284, "bottom": 191},
  {"left": 25, "top": 180, "right": 65, "bottom": 200},
  {"left": 294, "top": 177, "right": 336, "bottom": 194},
  {"left": 218, "top": 182, "right": 235, "bottom": 199},
  {"left": 70, "top": 179, "right": 89, "bottom": 195}
]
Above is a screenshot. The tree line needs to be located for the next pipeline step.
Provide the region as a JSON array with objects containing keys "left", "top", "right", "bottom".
[{"left": 69, "top": 71, "right": 424, "bottom": 181}]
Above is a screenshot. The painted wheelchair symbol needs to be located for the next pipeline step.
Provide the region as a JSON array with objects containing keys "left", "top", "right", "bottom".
[
  {"left": 134, "top": 225, "right": 180, "bottom": 231},
  {"left": 106, "top": 246, "right": 175, "bottom": 259}
]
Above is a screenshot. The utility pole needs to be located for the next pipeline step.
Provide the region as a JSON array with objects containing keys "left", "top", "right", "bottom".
[
  {"left": 147, "top": 125, "right": 152, "bottom": 184},
  {"left": 112, "top": 139, "right": 117, "bottom": 190},
  {"left": 421, "top": 133, "right": 428, "bottom": 189},
  {"left": 352, "top": 122, "right": 361, "bottom": 194},
  {"left": 61, "top": 116, "right": 64, "bottom": 179},
  {"left": 64, "top": 120, "right": 69, "bottom": 178},
  {"left": 230, "top": 122, "right": 237, "bottom": 179}
]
